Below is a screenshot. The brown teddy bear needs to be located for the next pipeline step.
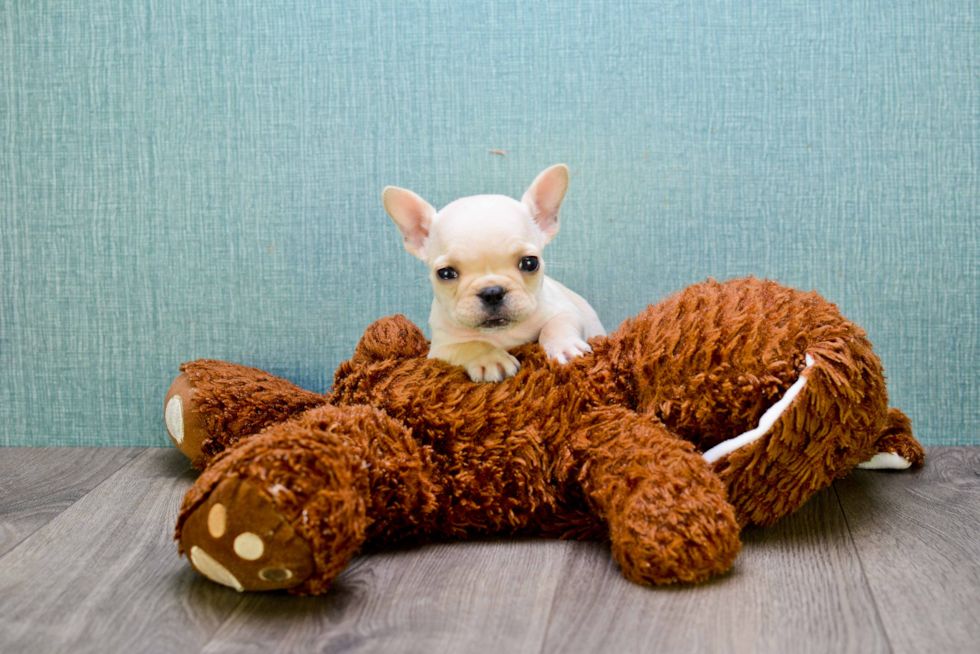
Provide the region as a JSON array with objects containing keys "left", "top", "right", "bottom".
[{"left": 166, "top": 277, "right": 923, "bottom": 595}]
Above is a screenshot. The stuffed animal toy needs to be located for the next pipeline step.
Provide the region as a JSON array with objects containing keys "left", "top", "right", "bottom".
[{"left": 165, "top": 277, "right": 923, "bottom": 595}]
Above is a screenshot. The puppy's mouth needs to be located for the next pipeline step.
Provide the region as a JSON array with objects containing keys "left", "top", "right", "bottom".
[{"left": 479, "top": 317, "right": 513, "bottom": 330}]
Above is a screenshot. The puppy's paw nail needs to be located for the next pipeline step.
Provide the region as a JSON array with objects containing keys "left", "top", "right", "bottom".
[
  {"left": 464, "top": 350, "right": 519, "bottom": 382},
  {"left": 545, "top": 338, "right": 591, "bottom": 364}
]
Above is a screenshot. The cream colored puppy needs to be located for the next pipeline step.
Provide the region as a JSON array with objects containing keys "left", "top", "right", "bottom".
[{"left": 383, "top": 164, "right": 605, "bottom": 382}]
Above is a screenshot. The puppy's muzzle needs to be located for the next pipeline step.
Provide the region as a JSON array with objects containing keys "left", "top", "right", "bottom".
[{"left": 477, "top": 286, "right": 507, "bottom": 309}]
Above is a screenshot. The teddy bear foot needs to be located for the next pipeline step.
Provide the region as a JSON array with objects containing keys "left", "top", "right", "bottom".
[
  {"left": 165, "top": 361, "right": 329, "bottom": 468},
  {"left": 857, "top": 408, "right": 925, "bottom": 470},
  {"left": 179, "top": 476, "right": 316, "bottom": 592}
]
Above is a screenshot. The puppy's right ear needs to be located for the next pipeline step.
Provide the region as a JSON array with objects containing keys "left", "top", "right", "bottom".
[
  {"left": 522, "top": 164, "right": 570, "bottom": 244},
  {"left": 382, "top": 187, "right": 437, "bottom": 260}
]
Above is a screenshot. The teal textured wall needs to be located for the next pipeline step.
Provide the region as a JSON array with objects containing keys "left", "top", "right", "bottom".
[{"left": 2, "top": 1, "right": 977, "bottom": 446}]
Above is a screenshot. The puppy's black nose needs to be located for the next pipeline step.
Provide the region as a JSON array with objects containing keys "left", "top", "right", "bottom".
[{"left": 477, "top": 286, "right": 507, "bottom": 307}]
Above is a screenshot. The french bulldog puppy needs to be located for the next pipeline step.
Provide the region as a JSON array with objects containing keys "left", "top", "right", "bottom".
[{"left": 383, "top": 164, "right": 605, "bottom": 382}]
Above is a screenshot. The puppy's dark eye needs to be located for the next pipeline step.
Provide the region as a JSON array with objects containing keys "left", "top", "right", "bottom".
[
  {"left": 437, "top": 267, "right": 458, "bottom": 281},
  {"left": 518, "top": 256, "right": 539, "bottom": 273}
]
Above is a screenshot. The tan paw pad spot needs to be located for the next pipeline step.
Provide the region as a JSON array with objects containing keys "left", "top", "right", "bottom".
[
  {"left": 165, "top": 396, "right": 183, "bottom": 444},
  {"left": 259, "top": 567, "right": 293, "bottom": 582},
  {"left": 189, "top": 546, "right": 244, "bottom": 592},
  {"left": 233, "top": 532, "right": 264, "bottom": 560},
  {"left": 207, "top": 503, "right": 227, "bottom": 538}
]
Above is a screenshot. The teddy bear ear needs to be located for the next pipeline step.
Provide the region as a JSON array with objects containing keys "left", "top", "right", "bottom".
[
  {"left": 382, "top": 186, "right": 436, "bottom": 259},
  {"left": 356, "top": 315, "right": 430, "bottom": 362},
  {"left": 521, "top": 164, "right": 570, "bottom": 244}
]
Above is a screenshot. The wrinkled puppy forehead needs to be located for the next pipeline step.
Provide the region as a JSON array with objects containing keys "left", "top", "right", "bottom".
[{"left": 431, "top": 195, "right": 541, "bottom": 249}]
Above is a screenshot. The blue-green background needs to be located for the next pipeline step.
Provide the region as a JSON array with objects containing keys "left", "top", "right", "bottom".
[{"left": 2, "top": 1, "right": 977, "bottom": 446}]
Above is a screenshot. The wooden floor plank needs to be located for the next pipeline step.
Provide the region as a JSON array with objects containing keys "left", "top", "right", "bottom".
[
  {"left": 0, "top": 448, "right": 246, "bottom": 654},
  {"left": 0, "top": 447, "right": 143, "bottom": 558},
  {"left": 1, "top": 446, "right": 974, "bottom": 654},
  {"left": 835, "top": 447, "right": 980, "bottom": 654},
  {"left": 539, "top": 487, "right": 889, "bottom": 654},
  {"left": 199, "top": 538, "right": 574, "bottom": 654}
]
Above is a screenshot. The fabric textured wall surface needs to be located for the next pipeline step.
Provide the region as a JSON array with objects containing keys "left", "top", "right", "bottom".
[{"left": 2, "top": 1, "right": 977, "bottom": 446}]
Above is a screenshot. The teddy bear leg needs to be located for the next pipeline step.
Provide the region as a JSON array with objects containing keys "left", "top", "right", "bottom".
[
  {"left": 857, "top": 408, "right": 926, "bottom": 470},
  {"left": 707, "top": 352, "right": 910, "bottom": 527},
  {"left": 574, "top": 409, "right": 742, "bottom": 585},
  {"left": 176, "top": 402, "right": 437, "bottom": 594},
  {"left": 164, "top": 360, "right": 327, "bottom": 468}
]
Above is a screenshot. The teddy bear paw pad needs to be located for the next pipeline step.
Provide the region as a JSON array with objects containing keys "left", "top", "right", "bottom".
[{"left": 180, "top": 477, "right": 315, "bottom": 591}]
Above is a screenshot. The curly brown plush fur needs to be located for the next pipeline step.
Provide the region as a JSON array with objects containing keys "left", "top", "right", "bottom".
[{"left": 167, "top": 277, "right": 923, "bottom": 595}]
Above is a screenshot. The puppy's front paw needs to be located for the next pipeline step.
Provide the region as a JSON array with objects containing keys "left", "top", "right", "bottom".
[
  {"left": 464, "top": 349, "right": 521, "bottom": 383},
  {"left": 543, "top": 337, "right": 592, "bottom": 365}
]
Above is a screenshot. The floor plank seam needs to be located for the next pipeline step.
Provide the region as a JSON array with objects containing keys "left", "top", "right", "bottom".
[
  {"left": 0, "top": 447, "right": 149, "bottom": 566},
  {"left": 831, "top": 481, "right": 895, "bottom": 654},
  {"left": 125, "top": 449, "right": 252, "bottom": 654},
  {"left": 192, "top": 600, "right": 251, "bottom": 654},
  {"left": 164, "top": 450, "right": 252, "bottom": 654},
  {"left": 533, "top": 545, "right": 569, "bottom": 654},
  {"left": 538, "top": 583, "right": 560, "bottom": 654}
]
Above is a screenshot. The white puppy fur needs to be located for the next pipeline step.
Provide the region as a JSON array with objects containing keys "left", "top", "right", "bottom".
[{"left": 383, "top": 164, "right": 605, "bottom": 382}]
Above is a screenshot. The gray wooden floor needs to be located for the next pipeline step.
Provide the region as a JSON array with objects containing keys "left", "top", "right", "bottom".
[{"left": 0, "top": 447, "right": 977, "bottom": 654}]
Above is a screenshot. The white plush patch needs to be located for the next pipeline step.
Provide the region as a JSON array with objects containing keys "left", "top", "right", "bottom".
[
  {"left": 233, "top": 532, "right": 265, "bottom": 561},
  {"left": 703, "top": 354, "right": 814, "bottom": 464},
  {"left": 857, "top": 452, "right": 912, "bottom": 470},
  {"left": 165, "top": 396, "right": 183, "bottom": 444},
  {"left": 190, "top": 546, "right": 243, "bottom": 592}
]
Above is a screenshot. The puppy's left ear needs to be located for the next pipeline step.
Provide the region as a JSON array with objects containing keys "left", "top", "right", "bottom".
[{"left": 522, "top": 164, "right": 570, "bottom": 244}]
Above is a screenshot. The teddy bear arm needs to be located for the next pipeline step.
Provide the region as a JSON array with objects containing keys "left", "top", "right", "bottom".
[{"left": 571, "top": 408, "right": 742, "bottom": 585}]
